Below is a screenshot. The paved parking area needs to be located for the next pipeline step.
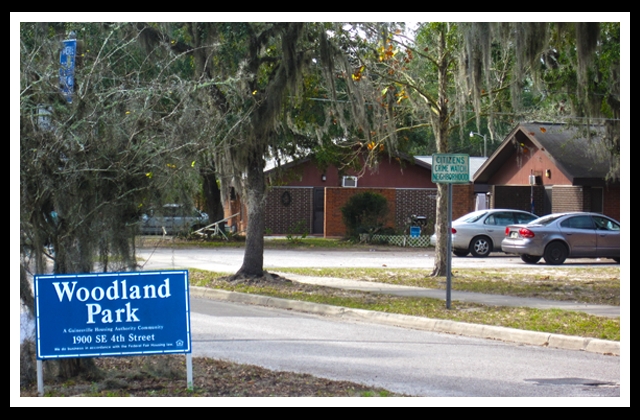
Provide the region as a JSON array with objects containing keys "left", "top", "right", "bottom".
[{"left": 136, "top": 246, "right": 620, "bottom": 273}]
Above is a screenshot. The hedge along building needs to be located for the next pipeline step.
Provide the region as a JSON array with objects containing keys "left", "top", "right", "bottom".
[
  {"left": 473, "top": 122, "right": 621, "bottom": 222},
  {"left": 223, "top": 152, "right": 485, "bottom": 238}
]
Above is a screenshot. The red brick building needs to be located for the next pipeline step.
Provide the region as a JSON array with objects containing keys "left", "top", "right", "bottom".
[
  {"left": 223, "top": 121, "right": 620, "bottom": 238},
  {"left": 473, "top": 122, "right": 621, "bottom": 222},
  {"left": 224, "top": 153, "right": 480, "bottom": 238}
]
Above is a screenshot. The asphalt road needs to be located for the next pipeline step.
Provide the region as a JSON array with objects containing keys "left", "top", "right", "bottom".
[
  {"left": 136, "top": 246, "right": 619, "bottom": 273},
  {"left": 17, "top": 296, "right": 622, "bottom": 398},
  {"left": 20, "top": 245, "right": 624, "bottom": 400},
  {"left": 136, "top": 245, "right": 622, "bottom": 398},
  {"left": 190, "top": 297, "right": 621, "bottom": 398}
]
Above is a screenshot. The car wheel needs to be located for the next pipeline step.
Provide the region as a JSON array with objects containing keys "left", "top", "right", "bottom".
[
  {"left": 543, "top": 242, "right": 568, "bottom": 265},
  {"left": 470, "top": 237, "right": 492, "bottom": 258},
  {"left": 453, "top": 250, "right": 469, "bottom": 257},
  {"left": 521, "top": 254, "right": 542, "bottom": 264}
]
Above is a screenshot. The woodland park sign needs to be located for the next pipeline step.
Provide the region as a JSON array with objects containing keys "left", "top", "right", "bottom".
[{"left": 34, "top": 270, "right": 192, "bottom": 360}]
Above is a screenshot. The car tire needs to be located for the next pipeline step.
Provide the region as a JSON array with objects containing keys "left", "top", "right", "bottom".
[
  {"left": 453, "top": 250, "right": 469, "bottom": 257},
  {"left": 470, "top": 236, "right": 492, "bottom": 258},
  {"left": 543, "top": 242, "right": 568, "bottom": 265},
  {"left": 521, "top": 254, "right": 542, "bottom": 264}
]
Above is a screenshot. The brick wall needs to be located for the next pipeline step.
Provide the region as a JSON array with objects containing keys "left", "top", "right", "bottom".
[
  {"left": 396, "top": 189, "right": 437, "bottom": 235},
  {"left": 603, "top": 186, "right": 620, "bottom": 222},
  {"left": 324, "top": 188, "right": 397, "bottom": 238},
  {"left": 452, "top": 184, "right": 476, "bottom": 219},
  {"left": 489, "top": 184, "right": 620, "bottom": 221},
  {"left": 265, "top": 187, "right": 313, "bottom": 235},
  {"left": 324, "top": 187, "right": 466, "bottom": 238},
  {"left": 551, "top": 186, "right": 586, "bottom": 214}
]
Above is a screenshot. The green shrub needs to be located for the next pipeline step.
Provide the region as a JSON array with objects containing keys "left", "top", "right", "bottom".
[
  {"left": 286, "top": 220, "right": 309, "bottom": 244},
  {"left": 341, "top": 192, "right": 390, "bottom": 240}
]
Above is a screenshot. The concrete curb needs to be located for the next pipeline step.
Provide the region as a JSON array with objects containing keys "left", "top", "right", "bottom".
[{"left": 190, "top": 287, "right": 620, "bottom": 356}]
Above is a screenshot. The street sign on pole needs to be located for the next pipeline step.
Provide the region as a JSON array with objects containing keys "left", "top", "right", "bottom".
[
  {"left": 432, "top": 154, "right": 470, "bottom": 309},
  {"left": 431, "top": 154, "right": 470, "bottom": 184},
  {"left": 60, "top": 38, "right": 77, "bottom": 103}
]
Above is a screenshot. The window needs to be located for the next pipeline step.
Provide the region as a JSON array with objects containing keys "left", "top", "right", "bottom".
[
  {"left": 561, "top": 216, "right": 595, "bottom": 230},
  {"left": 485, "top": 212, "right": 515, "bottom": 226},
  {"left": 593, "top": 216, "right": 620, "bottom": 231},
  {"left": 516, "top": 213, "right": 537, "bottom": 224},
  {"left": 342, "top": 176, "right": 358, "bottom": 188}
]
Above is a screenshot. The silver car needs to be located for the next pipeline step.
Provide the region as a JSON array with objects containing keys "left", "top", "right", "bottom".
[
  {"left": 430, "top": 209, "right": 538, "bottom": 257},
  {"left": 501, "top": 212, "right": 620, "bottom": 265},
  {"left": 139, "top": 204, "right": 209, "bottom": 235}
]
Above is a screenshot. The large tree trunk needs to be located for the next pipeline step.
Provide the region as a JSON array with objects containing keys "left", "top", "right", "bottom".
[
  {"left": 201, "top": 168, "right": 225, "bottom": 224},
  {"left": 235, "top": 152, "right": 267, "bottom": 278},
  {"left": 52, "top": 228, "right": 99, "bottom": 379},
  {"left": 430, "top": 27, "right": 452, "bottom": 278},
  {"left": 430, "top": 183, "right": 450, "bottom": 277},
  {"left": 20, "top": 264, "right": 35, "bottom": 317}
]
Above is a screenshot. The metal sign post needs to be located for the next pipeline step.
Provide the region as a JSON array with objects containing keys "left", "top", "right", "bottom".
[{"left": 432, "top": 154, "right": 470, "bottom": 309}]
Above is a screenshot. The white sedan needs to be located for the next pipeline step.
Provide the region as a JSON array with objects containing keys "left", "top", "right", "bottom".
[{"left": 430, "top": 209, "right": 538, "bottom": 257}]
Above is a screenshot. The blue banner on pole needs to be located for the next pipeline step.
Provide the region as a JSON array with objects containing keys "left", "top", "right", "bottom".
[
  {"left": 60, "top": 39, "right": 76, "bottom": 103},
  {"left": 34, "top": 271, "right": 192, "bottom": 360}
]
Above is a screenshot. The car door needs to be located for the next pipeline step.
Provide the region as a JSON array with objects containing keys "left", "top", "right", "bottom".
[
  {"left": 483, "top": 212, "right": 518, "bottom": 250},
  {"left": 141, "top": 208, "right": 162, "bottom": 234},
  {"left": 559, "top": 215, "right": 597, "bottom": 257},
  {"left": 165, "top": 205, "right": 181, "bottom": 235},
  {"left": 593, "top": 215, "right": 620, "bottom": 257}
]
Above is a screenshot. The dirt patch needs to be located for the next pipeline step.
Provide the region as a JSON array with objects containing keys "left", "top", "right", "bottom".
[
  {"left": 20, "top": 354, "right": 398, "bottom": 397},
  {"left": 217, "top": 271, "right": 294, "bottom": 287}
]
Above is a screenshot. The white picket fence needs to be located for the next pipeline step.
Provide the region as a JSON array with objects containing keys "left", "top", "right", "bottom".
[{"left": 361, "top": 234, "right": 431, "bottom": 248}]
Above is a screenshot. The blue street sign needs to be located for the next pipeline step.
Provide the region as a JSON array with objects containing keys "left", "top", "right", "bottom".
[
  {"left": 60, "top": 39, "right": 76, "bottom": 103},
  {"left": 34, "top": 271, "right": 192, "bottom": 360}
]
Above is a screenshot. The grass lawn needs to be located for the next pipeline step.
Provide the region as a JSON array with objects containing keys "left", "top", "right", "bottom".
[{"left": 190, "top": 267, "right": 620, "bottom": 342}]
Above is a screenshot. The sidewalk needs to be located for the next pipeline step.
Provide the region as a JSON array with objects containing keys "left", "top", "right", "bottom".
[{"left": 274, "top": 273, "right": 621, "bottom": 318}]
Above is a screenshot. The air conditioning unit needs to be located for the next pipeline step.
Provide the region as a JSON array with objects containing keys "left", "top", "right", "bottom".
[{"left": 342, "top": 176, "right": 358, "bottom": 188}]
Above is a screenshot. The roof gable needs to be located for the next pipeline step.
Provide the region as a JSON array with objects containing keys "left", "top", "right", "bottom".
[{"left": 474, "top": 122, "right": 614, "bottom": 185}]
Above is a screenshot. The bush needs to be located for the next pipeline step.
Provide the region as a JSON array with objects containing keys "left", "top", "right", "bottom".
[{"left": 341, "top": 192, "right": 390, "bottom": 240}]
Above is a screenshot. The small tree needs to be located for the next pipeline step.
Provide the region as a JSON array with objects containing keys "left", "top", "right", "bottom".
[
  {"left": 19, "top": 22, "right": 204, "bottom": 381},
  {"left": 341, "top": 192, "right": 390, "bottom": 240}
]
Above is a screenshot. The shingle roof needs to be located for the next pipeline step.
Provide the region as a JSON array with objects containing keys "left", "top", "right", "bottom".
[{"left": 474, "top": 122, "right": 614, "bottom": 185}]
